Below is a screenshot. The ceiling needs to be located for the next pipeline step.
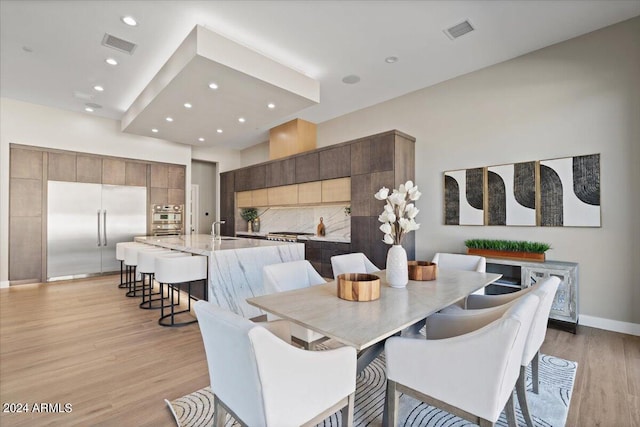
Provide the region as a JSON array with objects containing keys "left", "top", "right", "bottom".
[{"left": 1, "top": 1, "right": 639, "bottom": 150}]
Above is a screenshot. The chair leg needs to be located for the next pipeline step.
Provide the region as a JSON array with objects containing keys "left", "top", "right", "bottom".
[
  {"left": 341, "top": 393, "right": 354, "bottom": 427},
  {"left": 213, "top": 395, "right": 227, "bottom": 427},
  {"left": 516, "top": 366, "right": 535, "bottom": 427},
  {"left": 479, "top": 419, "right": 495, "bottom": 427},
  {"left": 383, "top": 380, "right": 399, "bottom": 427},
  {"left": 532, "top": 350, "right": 540, "bottom": 394},
  {"left": 504, "top": 391, "right": 518, "bottom": 427}
]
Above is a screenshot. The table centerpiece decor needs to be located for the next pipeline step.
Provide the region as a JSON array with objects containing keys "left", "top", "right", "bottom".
[{"left": 375, "top": 180, "right": 421, "bottom": 288}]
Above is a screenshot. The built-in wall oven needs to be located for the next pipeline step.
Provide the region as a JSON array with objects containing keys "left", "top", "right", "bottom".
[{"left": 151, "top": 204, "right": 183, "bottom": 236}]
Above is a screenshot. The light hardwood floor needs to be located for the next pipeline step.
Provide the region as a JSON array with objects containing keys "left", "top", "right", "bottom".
[{"left": 0, "top": 275, "right": 638, "bottom": 426}]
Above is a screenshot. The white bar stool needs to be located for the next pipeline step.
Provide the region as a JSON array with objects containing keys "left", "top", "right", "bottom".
[
  {"left": 137, "top": 250, "right": 189, "bottom": 310},
  {"left": 116, "top": 242, "right": 147, "bottom": 289},
  {"left": 155, "top": 255, "right": 208, "bottom": 327},
  {"left": 123, "top": 245, "right": 168, "bottom": 297}
]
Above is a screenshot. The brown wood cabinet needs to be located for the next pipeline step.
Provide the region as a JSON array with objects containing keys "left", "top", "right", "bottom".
[
  {"left": 305, "top": 240, "right": 352, "bottom": 278},
  {"left": 295, "top": 152, "right": 319, "bottom": 183},
  {"left": 48, "top": 152, "right": 77, "bottom": 182},
  {"left": 77, "top": 155, "right": 102, "bottom": 183},
  {"left": 266, "top": 158, "right": 296, "bottom": 187},
  {"left": 319, "top": 145, "right": 350, "bottom": 180},
  {"left": 219, "top": 130, "right": 415, "bottom": 268},
  {"left": 8, "top": 144, "right": 187, "bottom": 284},
  {"left": 9, "top": 147, "right": 44, "bottom": 282},
  {"left": 219, "top": 171, "right": 235, "bottom": 236}
]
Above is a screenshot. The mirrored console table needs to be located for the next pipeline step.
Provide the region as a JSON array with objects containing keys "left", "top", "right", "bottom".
[{"left": 485, "top": 258, "right": 579, "bottom": 333}]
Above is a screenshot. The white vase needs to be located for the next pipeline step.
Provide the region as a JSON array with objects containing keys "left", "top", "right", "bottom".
[{"left": 386, "top": 245, "right": 408, "bottom": 288}]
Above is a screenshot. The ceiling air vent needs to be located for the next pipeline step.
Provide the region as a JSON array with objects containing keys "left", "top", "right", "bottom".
[
  {"left": 101, "top": 33, "right": 137, "bottom": 54},
  {"left": 444, "top": 20, "right": 475, "bottom": 40}
]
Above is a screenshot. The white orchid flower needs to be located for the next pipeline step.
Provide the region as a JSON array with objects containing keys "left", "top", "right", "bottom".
[
  {"left": 407, "top": 219, "right": 420, "bottom": 231},
  {"left": 405, "top": 204, "right": 419, "bottom": 219},
  {"left": 398, "top": 217, "right": 410, "bottom": 231},
  {"left": 384, "top": 204, "right": 394, "bottom": 213},
  {"left": 388, "top": 191, "right": 405, "bottom": 206},
  {"left": 398, "top": 183, "right": 407, "bottom": 194},
  {"left": 379, "top": 222, "right": 392, "bottom": 234},
  {"left": 383, "top": 233, "right": 394, "bottom": 245},
  {"left": 409, "top": 189, "right": 422, "bottom": 201},
  {"left": 374, "top": 187, "right": 389, "bottom": 200},
  {"left": 378, "top": 211, "right": 396, "bottom": 223},
  {"left": 404, "top": 180, "right": 414, "bottom": 191}
]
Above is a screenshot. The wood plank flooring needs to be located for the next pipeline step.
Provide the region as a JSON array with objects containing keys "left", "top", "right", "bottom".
[{"left": 1, "top": 275, "right": 638, "bottom": 426}]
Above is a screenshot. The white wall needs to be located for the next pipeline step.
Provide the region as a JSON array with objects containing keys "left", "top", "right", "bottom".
[
  {"left": 0, "top": 98, "right": 242, "bottom": 285},
  {"left": 317, "top": 18, "right": 640, "bottom": 325},
  {"left": 240, "top": 140, "right": 269, "bottom": 167}
]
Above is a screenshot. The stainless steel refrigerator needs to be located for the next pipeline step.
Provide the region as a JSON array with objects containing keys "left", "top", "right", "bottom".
[{"left": 47, "top": 181, "right": 147, "bottom": 280}]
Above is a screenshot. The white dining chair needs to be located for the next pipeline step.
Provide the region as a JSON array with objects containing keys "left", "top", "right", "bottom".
[
  {"left": 432, "top": 252, "right": 487, "bottom": 297},
  {"left": 444, "top": 276, "right": 561, "bottom": 427},
  {"left": 384, "top": 292, "right": 539, "bottom": 427},
  {"left": 262, "top": 260, "right": 328, "bottom": 349},
  {"left": 193, "top": 301, "right": 356, "bottom": 427},
  {"left": 331, "top": 252, "right": 380, "bottom": 279}
]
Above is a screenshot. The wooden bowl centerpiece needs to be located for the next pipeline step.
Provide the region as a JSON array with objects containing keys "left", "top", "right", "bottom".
[
  {"left": 408, "top": 261, "right": 437, "bottom": 281},
  {"left": 337, "top": 273, "right": 381, "bottom": 302}
]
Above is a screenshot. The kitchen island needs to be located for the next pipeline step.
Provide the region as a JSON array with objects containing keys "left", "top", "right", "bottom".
[{"left": 134, "top": 234, "right": 304, "bottom": 318}]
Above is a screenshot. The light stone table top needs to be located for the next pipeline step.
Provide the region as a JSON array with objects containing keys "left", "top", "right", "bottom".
[{"left": 247, "top": 269, "right": 502, "bottom": 351}]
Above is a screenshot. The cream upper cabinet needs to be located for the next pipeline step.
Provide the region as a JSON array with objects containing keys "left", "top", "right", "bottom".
[
  {"left": 298, "top": 181, "right": 321, "bottom": 204},
  {"left": 268, "top": 184, "right": 298, "bottom": 206},
  {"left": 237, "top": 191, "right": 252, "bottom": 208},
  {"left": 252, "top": 189, "right": 269, "bottom": 206},
  {"left": 322, "top": 177, "right": 351, "bottom": 203}
]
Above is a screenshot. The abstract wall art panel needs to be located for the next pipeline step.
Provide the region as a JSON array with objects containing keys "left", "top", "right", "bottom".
[
  {"left": 539, "top": 154, "right": 601, "bottom": 227},
  {"left": 443, "top": 154, "right": 600, "bottom": 227},
  {"left": 444, "top": 168, "right": 484, "bottom": 225},
  {"left": 487, "top": 162, "right": 536, "bottom": 226}
]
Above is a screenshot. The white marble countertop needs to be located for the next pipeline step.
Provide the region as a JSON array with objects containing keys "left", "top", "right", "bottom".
[
  {"left": 134, "top": 234, "right": 301, "bottom": 256},
  {"left": 235, "top": 231, "right": 350, "bottom": 244}
]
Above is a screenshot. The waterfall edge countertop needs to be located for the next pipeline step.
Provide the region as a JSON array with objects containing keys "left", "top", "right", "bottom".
[{"left": 134, "top": 234, "right": 305, "bottom": 318}]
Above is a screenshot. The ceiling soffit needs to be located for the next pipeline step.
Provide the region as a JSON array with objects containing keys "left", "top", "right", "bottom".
[{"left": 122, "top": 25, "right": 319, "bottom": 147}]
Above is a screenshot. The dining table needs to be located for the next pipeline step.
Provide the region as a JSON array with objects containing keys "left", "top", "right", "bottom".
[{"left": 247, "top": 269, "right": 502, "bottom": 373}]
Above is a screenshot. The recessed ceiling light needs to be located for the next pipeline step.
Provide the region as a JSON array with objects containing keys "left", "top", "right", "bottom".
[
  {"left": 385, "top": 56, "right": 399, "bottom": 64},
  {"left": 198, "top": 137, "right": 205, "bottom": 142},
  {"left": 184, "top": 103, "right": 192, "bottom": 109},
  {"left": 22, "top": 46, "right": 33, "bottom": 53},
  {"left": 342, "top": 74, "right": 361, "bottom": 84},
  {"left": 105, "top": 58, "right": 118, "bottom": 66},
  {"left": 121, "top": 16, "right": 138, "bottom": 26},
  {"left": 165, "top": 117, "right": 173, "bottom": 122},
  {"left": 208, "top": 82, "right": 219, "bottom": 90},
  {"left": 238, "top": 117, "right": 246, "bottom": 123},
  {"left": 93, "top": 85, "right": 104, "bottom": 92},
  {"left": 267, "top": 103, "right": 275, "bottom": 109},
  {"left": 151, "top": 128, "right": 159, "bottom": 133},
  {"left": 216, "top": 129, "right": 223, "bottom": 134},
  {"left": 85, "top": 107, "right": 94, "bottom": 112}
]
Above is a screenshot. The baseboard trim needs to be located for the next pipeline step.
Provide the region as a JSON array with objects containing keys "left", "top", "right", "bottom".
[
  {"left": 0, "top": 280, "right": 10, "bottom": 289},
  {"left": 580, "top": 315, "right": 640, "bottom": 336}
]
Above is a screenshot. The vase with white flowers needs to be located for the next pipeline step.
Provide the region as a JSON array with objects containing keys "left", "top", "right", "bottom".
[{"left": 375, "top": 180, "right": 421, "bottom": 288}]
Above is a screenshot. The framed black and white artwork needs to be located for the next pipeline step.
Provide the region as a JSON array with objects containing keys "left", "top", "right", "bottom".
[
  {"left": 539, "top": 154, "right": 601, "bottom": 227},
  {"left": 487, "top": 161, "right": 537, "bottom": 226},
  {"left": 444, "top": 167, "right": 484, "bottom": 225}
]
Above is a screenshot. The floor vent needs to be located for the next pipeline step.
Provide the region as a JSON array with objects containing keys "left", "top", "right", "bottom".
[
  {"left": 444, "top": 20, "right": 475, "bottom": 40},
  {"left": 102, "top": 33, "right": 137, "bottom": 54}
]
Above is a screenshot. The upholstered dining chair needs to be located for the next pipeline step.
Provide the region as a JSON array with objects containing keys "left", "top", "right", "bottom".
[
  {"left": 262, "top": 260, "right": 328, "bottom": 349},
  {"left": 331, "top": 252, "right": 380, "bottom": 279},
  {"left": 384, "top": 293, "right": 540, "bottom": 427},
  {"left": 193, "top": 301, "right": 356, "bottom": 427},
  {"left": 432, "top": 252, "right": 487, "bottom": 297},
  {"left": 442, "top": 276, "right": 561, "bottom": 427}
]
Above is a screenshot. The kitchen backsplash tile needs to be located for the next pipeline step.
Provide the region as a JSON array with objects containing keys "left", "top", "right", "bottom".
[{"left": 241, "top": 206, "right": 350, "bottom": 239}]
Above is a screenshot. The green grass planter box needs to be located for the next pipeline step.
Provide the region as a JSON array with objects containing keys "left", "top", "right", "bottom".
[{"left": 465, "top": 239, "right": 550, "bottom": 263}]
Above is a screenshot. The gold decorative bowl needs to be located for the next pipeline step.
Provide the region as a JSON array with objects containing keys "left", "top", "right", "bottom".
[
  {"left": 337, "top": 273, "right": 381, "bottom": 301},
  {"left": 408, "top": 261, "right": 437, "bottom": 281}
]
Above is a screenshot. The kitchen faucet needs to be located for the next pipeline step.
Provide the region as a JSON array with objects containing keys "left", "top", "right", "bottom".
[{"left": 212, "top": 220, "right": 226, "bottom": 239}]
